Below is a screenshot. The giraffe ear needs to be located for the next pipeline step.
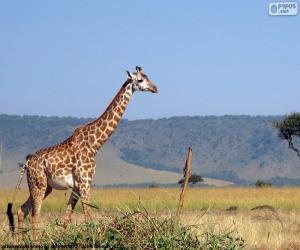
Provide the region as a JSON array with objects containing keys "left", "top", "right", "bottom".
[
  {"left": 126, "top": 70, "right": 133, "bottom": 79},
  {"left": 136, "top": 66, "right": 142, "bottom": 73}
]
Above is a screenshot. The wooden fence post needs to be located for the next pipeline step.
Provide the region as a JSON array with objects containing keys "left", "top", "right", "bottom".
[{"left": 177, "top": 147, "right": 192, "bottom": 217}]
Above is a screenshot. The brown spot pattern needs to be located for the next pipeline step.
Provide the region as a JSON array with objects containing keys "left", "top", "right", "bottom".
[{"left": 21, "top": 81, "right": 134, "bottom": 225}]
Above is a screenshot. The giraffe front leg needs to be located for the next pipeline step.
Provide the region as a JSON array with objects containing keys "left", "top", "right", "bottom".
[
  {"left": 78, "top": 182, "right": 92, "bottom": 222},
  {"left": 74, "top": 159, "right": 96, "bottom": 222},
  {"left": 72, "top": 159, "right": 96, "bottom": 223}
]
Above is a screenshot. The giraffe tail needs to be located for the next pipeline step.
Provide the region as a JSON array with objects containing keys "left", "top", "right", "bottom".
[
  {"left": 7, "top": 162, "right": 28, "bottom": 233},
  {"left": 6, "top": 202, "right": 14, "bottom": 233}
]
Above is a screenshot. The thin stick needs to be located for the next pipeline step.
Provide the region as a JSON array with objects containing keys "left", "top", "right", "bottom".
[{"left": 177, "top": 147, "right": 192, "bottom": 217}]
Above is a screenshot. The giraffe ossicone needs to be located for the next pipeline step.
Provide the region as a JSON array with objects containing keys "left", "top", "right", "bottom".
[{"left": 16, "top": 66, "right": 158, "bottom": 228}]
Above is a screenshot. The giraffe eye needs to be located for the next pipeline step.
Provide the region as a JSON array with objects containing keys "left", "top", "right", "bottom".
[{"left": 137, "top": 79, "right": 143, "bottom": 83}]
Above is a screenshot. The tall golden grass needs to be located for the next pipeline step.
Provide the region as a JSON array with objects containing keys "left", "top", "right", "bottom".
[
  {"left": 1, "top": 187, "right": 300, "bottom": 248},
  {"left": 2, "top": 187, "right": 300, "bottom": 212}
]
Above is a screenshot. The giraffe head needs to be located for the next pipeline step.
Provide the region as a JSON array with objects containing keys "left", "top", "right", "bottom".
[{"left": 126, "top": 66, "right": 158, "bottom": 93}]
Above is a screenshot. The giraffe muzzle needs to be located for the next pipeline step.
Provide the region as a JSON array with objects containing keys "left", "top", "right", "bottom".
[{"left": 149, "top": 84, "right": 158, "bottom": 93}]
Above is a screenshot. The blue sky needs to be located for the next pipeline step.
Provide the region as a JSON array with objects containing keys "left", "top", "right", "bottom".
[{"left": 0, "top": 1, "right": 299, "bottom": 120}]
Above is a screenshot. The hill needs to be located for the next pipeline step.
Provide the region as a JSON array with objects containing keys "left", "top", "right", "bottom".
[
  {"left": 0, "top": 144, "right": 185, "bottom": 188},
  {"left": 0, "top": 141, "right": 232, "bottom": 188},
  {"left": 0, "top": 114, "right": 299, "bottom": 184},
  {"left": 110, "top": 116, "right": 300, "bottom": 183}
]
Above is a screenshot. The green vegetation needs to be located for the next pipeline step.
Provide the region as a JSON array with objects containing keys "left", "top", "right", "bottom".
[
  {"left": 0, "top": 114, "right": 90, "bottom": 154},
  {"left": 3, "top": 187, "right": 300, "bottom": 248},
  {"left": 1, "top": 114, "right": 298, "bottom": 184},
  {"left": 274, "top": 112, "right": 300, "bottom": 158},
  {"left": 255, "top": 180, "right": 272, "bottom": 187},
  {"left": 0, "top": 208, "right": 245, "bottom": 249},
  {"left": 178, "top": 174, "right": 203, "bottom": 185}
]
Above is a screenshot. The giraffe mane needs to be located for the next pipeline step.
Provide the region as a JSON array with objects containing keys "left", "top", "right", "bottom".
[
  {"left": 25, "top": 154, "right": 33, "bottom": 161},
  {"left": 122, "top": 78, "right": 132, "bottom": 88}
]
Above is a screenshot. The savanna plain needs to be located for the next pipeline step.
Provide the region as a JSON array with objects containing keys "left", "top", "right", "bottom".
[{"left": 1, "top": 187, "right": 300, "bottom": 249}]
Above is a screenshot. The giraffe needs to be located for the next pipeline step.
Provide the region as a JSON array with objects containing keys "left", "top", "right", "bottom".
[{"left": 17, "top": 66, "right": 158, "bottom": 228}]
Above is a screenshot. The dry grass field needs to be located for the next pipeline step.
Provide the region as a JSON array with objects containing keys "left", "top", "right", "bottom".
[{"left": 1, "top": 187, "right": 300, "bottom": 249}]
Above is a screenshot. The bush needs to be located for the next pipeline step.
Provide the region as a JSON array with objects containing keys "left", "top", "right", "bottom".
[
  {"left": 255, "top": 179, "right": 272, "bottom": 187},
  {"left": 178, "top": 174, "right": 204, "bottom": 185}
]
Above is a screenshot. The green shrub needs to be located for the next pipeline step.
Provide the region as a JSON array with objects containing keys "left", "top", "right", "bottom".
[{"left": 255, "top": 179, "right": 272, "bottom": 187}]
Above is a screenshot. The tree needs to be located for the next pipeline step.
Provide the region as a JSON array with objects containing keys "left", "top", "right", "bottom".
[
  {"left": 178, "top": 174, "right": 203, "bottom": 185},
  {"left": 274, "top": 112, "right": 300, "bottom": 158},
  {"left": 255, "top": 179, "right": 272, "bottom": 187}
]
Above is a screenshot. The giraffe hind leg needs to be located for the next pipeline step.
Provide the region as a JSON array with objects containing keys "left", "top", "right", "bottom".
[
  {"left": 17, "top": 185, "right": 52, "bottom": 230},
  {"left": 31, "top": 185, "right": 53, "bottom": 227},
  {"left": 17, "top": 196, "right": 32, "bottom": 230}
]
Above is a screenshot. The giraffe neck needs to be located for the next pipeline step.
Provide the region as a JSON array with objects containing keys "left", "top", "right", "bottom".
[{"left": 78, "top": 82, "right": 133, "bottom": 154}]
